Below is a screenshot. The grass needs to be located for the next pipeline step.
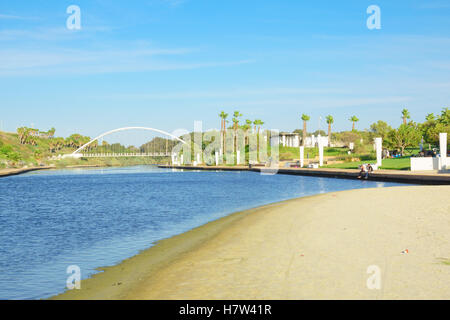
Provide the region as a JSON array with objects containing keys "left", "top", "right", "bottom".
[
  {"left": 437, "top": 258, "right": 450, "bottom": 266},
  {"left": 324, "top": 157, "right": 411, "bottom": 170},
  {"left": 278, "top": 146, "right": 349, "bottom": 160}
]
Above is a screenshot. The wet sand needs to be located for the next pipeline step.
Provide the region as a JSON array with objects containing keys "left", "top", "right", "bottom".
[
  {"left": 0, "top": 166, "right": 53, "bottom": 177},
  {"left": 53, "top": 185, "right": 450, "bottom": 300}
]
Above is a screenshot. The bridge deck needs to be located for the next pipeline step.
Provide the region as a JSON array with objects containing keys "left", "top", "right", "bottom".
[{"left": 81, "top": 153, "right": 171, "bottom": 157}]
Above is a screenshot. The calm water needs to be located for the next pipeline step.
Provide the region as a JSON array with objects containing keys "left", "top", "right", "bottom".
[{"left": 0, "top": 165, "right": 404, "bottom": 299}]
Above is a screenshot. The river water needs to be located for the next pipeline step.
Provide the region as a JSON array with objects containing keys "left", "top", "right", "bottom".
[{"left": 0, "top": 165, "right": 404, "bottom": 299}]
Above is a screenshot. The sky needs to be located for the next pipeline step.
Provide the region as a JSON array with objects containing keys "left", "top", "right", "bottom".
[{"left": 0, "top": 0, "right": 449, "bottom": 141}]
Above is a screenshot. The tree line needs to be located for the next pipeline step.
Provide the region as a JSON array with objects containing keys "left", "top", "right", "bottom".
[{"left": 298, "top": 107, "right": 449, "bottom": 154}]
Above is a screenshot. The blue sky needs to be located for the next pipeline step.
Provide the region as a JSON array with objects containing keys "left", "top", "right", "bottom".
[{"left": 0, "top": 0, "right": 449, "bottom": 140}]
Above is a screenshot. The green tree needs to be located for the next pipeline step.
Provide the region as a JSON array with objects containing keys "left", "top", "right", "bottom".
[
  {"left": 243, "top": 119, "right": 253, "bottom": 145},
  {"left": 425, "top": 113, "right": 435, "bottom": 122},
  {"left": 370, "top": 120, "right": 392, "bottom": 142},
  {"left": 387, "top": 123, "right": 421, "bottom": 154},
  {"left": 219, "top": 111, "right": 228, "bottom": 151},
  {"left": 325, "top": 115, "right": 334, "bottom": 146},
  {"left": 438, "top": 107, "right": 450, "bottom": 125},
  {"left": 47, "top": 127, "right": 56, "bottom": 138},
  {"left": 253, "top": 119, "right": 264, "bottom": 136},
  {"left": 301, "top": 114, "right": 310, "bottom": 146},
  {"left": 349, "top": 115, "right": 359, "bottom": 131},
  {"left": 232, "top": 111, "right": 242, "bottom": 131},
  {"left": 219, "top": 111, "right": 227, "bottom": 132},
  {"left": 232, "top": 111, "right": 242, "bottom": 153},
  {"left": 420, "top": 108, "right": 450, "bottom": 145},
  {"left": 401, "top": 108, "right": 411, "bottom": 125}
]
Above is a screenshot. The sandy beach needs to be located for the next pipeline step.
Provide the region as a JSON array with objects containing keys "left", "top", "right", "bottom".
[{"left": 53, "top": 185, "right": 450, "bottom": 300}]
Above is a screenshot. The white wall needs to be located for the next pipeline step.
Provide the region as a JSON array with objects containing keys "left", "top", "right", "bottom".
[{"left": 410, "top": 157, "right": 440, "bottom": 171}]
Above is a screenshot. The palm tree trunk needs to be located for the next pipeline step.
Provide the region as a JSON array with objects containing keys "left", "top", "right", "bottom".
[
  {"left": 328, "top": 123, "right": 331, "bottom": 146},
  {"left": 302, "top": 121, "right": 307, "bottom": 146},
  {"left": 220, "top": 118, "right": 223, "bottom": 151}
]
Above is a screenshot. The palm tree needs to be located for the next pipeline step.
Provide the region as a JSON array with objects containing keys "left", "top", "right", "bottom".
[
  {"left": 17, "top": 127, "right": 26, "bottom": 144},
  {"left": 301, "top": 114, "right": 310, "bottom": 146},
  {"left": 232, "top": 111, "right": 242, "bottom": 130},
  {"left": 219, "top": 111, "right": 227, "bottom": 132},
  {"left": 349, "top": 115, "right": 359, "bottom": 131},
  {"left": 219, "top": 111, "right": 228, "bottom": 151},
  {"left": 253, "top": 120, "right": 264, "bottom": 159},
  {"left": 325, "top": 115, "right": 334, "bottom": 146},
  {"left": 252, "top": 119, "right": 263, "bottom": 136},
  {"left": 401, "top": 108, "right": 411, "bottom": 125},
  {"left": 232, "top": 111, "right": 242, "bottom": 153},
  {"left": 48, "top": 127, "right": 56, "bottom": 139},
  {"left": 244, "top": 119, "right": 252, "bottom": 145}
]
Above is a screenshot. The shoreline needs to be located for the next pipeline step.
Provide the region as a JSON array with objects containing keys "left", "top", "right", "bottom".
[
  {"left": 52, "top": 185, "right": 450, "bottom": 299},
  {"left": 0, "top": 166, "right": 54, "bottom": 177},
  {"left": 159, "top": 164, "right": 450, "bottom": 185},
  {"left": 0, "top": 163, "right": 166, "bottom": 178},
  {"left": 3, "top": 163, "right": 449, "bottom": 185},
  {"left": 51, "top": 198, "right": 281, "bottom": 299}
]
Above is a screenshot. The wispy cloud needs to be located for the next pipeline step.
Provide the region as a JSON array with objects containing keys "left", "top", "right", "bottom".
[
  {"left": 108, "top": 87, "right": 351, "bottom": 100},
  {"left": 416, "top": 1, "right": 450, "bottom": 9},
  {"left": 0, "top": 47, "right": 253, "bottom": 76},
  {"left": 0, "top": 26, "right": 113, "bottom": 41},
  {"left": 0, "top": 13, "right": 37, "bottom": 20}
]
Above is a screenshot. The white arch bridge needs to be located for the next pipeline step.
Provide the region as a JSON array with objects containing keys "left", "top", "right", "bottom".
[{"left": 63, "top": 127, "right": 186, "bottom": 158}]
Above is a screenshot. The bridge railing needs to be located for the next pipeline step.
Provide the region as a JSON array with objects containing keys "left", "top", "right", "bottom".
[{"left": 80, "top": 152, "right": 171, "bottom": 158}]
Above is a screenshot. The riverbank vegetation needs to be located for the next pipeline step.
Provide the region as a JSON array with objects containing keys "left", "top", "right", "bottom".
[
  {"left": 1, "top": 107, "right": 448, "bottom": 171},
  {"left": 0, "top": 129, "right": 171, "bottom": 169}
]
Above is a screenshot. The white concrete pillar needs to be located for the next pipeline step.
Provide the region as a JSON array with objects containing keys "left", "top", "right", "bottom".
[
  {"left": 236, "top": 150, "right": 240, "bottom": 164},
  {"left": 282, "top": 135, "right": 286, "bottom": 147},
  {"left": 375, "top": 137, "right": 382, "bottom": 167},
  {"left": 439, "top": 132, "right": 447, "bottom": 170},
  {"left": 180, "top": 154, "right": 184, "bottom": 165},
  {"left": 319, "top": 139, "right": 324, "bottom": 166},
  {"left": 311, "top": 135, "right": 315, "bottom": 147},
  {"left": 215, "top": 151, "right": 219, "bottom": 166},
  {"left": 299, "top": 146, "right": 304, "bottom": 167},
  {"left": 197, "top": 153, "right": 201, "bottom": 164}
]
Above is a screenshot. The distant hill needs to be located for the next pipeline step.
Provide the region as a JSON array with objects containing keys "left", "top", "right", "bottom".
[{"left": 0, "top": 131, "right": 74, "bottom": 168}]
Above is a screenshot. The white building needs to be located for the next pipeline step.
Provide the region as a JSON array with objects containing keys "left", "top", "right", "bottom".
[
  {"left": 279, "top": 132, "right": 329, "bottom": 148},
  {"left": 304, "top": 135, "right": 328, "bottom": 148},
  {"left": 279, "top": 132, "right": 300, "bottom": 147}
]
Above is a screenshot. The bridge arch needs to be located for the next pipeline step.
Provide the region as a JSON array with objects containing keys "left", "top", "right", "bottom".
[{"left": 72, "top": 127, "right": 187, "bottom": 155}]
